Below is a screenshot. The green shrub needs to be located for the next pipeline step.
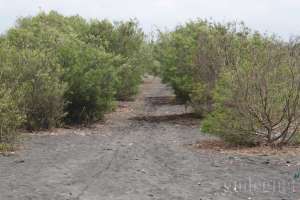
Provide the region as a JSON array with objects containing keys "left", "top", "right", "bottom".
[
  {"left": 0, "top": 86, "right": 24, "bottom": 145},
  {"left": 86, "top": 19, "right": 146, "bottom": 100},
  {"left": 1, "top": 10, "right": 150, "bottom": 129},
  {"left": 4, "top": 12, "right": 120, "bottom": 124},
  {"left": 59, "top": 41, "right": 118, "bottom": 123},
  {"left": 21, "top": 50, "right": 66, "bottom": 130},
  {"left": 156, "top": 20, "right": 300, "bottom": 147},
  {"left": 0, "top": 45, "right": 24, "bottom": 144},
  {"left": 155, "top": 21, "right": 233, "bottom": 114},
  {"left": 0, "top": 44, "right": 66, "bottom": 130},
  {"left": 202, "top": 34, "right": 300, "bottom": 147},
  {"left": 115, "top": 62, "right": 141, "bottom": 100}
]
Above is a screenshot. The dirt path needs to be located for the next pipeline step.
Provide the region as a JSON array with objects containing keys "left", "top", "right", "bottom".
[{"left": 0, "top": 76, "right": 299, "bottom": 200}]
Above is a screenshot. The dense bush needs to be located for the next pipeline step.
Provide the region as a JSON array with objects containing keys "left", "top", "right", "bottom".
[
  {"left": 59, "top": 40, "right": 118, "bottom": 123},
  {"left": 3, "top": 11, "right": 148, "bottom": 124},
  {"left": 155, "top": 20, "right": 300, "bottom": 147},
  {"left": 0, "top": 84, "right": 23, "bottom": 145},
  {"left": 0, "top": 11, "right": 149, "bottom": 146},
  {"left": 20, "top": 50, "right": 66, "bottom": 130},
  {"left": 0, "top": 45, "right": 24, "bottom": 144},
  {"left": 0, "top": 42, "right": 66, "bottom": 130},
  {"left": 203, "top": 35, "right": 300, "bottom": 147},
  {"left": 0, "top": 89, "right": 22, "bottom": 144},
  {"left": 86, "top": 19, "right": 146, "bottom": 100},
  {"left": 155, "top": 21, "right": 233, "bottom": 113}
]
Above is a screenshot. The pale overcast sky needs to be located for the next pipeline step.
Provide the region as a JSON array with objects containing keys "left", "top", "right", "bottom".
[{"left": 1, "top": 0, "right": 300, "bottom": 39}]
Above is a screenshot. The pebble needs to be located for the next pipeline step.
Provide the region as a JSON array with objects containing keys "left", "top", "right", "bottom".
[
  {"left": 262, "top": 160, "right": 270, "bottom": 164},
  {"left": 14, "top": 159, "right": 25, "bottom": 164}
]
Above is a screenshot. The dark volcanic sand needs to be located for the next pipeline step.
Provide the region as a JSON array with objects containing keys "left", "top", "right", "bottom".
[{"left": 0, "top": 76, "right": 299, "bottom": 200}]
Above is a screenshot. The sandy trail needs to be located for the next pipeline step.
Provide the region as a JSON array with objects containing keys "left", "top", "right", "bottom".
[{"left": 0, "top": 76, "right": 299, "bottom": 200}]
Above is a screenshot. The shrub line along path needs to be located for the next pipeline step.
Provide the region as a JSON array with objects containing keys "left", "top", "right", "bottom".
[{"left": 0, "top": 76, "right": 299, "bottom": 200}]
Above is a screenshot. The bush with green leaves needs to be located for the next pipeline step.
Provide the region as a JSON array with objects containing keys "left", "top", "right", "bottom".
[
  {"left": 1, "top": 11, "right": 149, "bottom": 129},
  {"left": 202, "top": 35, "right": 300, "bottom": 147},
  {"left": 0, "top": 43, "right": 66, "bottom": 130},
  {"left": 3, "top": 29, "right": 68, "bottom": 129},
  {"left": 0, "top": 46, "right": 24, "bottom": 145},
  {"left": 155, "top": 30, "right": 194, "bottom": 103},
  {"left": 20, "top": 50, "right": 66, "bottom": 130},
  {"left": 0, "top": 85, "right": 24, "bottom": 145},
  {"left": 86, "top": 19, "right": 146, "bottom": 100},
  {"left": 155, "top": 21, "right": 234, "bottom": 113},
  {"left": 155, "top": 20, "right": 300, "bottom": 147},
  {"left": 58, "top": 40, "right": 118, "bottom": 123}
]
